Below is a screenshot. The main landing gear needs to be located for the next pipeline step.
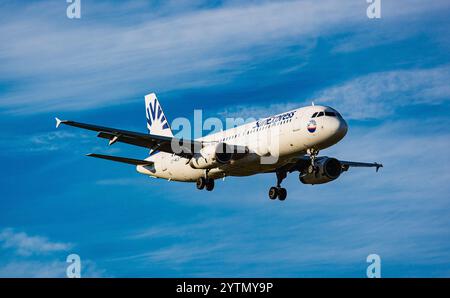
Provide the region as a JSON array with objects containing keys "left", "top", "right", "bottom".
[
  {"left": 268, "top": 171, "right": 287, "bottom": 201},
  {"left": 196, "top": 177, "right": 215, "bottom": 191},
  {"left": 268, "top": 149, "right": 320, "bottom": 201}
]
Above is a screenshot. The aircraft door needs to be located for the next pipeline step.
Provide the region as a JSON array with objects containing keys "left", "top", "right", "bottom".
[
  {"left": 159, "top": 155, "right": 168, "bottom": 172},
  {"left": 256, "top": 126, "right": 270, "bottom": 157},
  {"left": 292, "top": 111, "right": 302, "bottom": 132}
]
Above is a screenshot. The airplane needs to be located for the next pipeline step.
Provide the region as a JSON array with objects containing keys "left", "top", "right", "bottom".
[{"left": 55, "top": 93, "right": 382, "bottom": 201}]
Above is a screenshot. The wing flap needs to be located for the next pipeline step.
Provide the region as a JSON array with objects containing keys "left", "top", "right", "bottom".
[{"left": 97, "top": 131, "right": 153, "bottom": 148}]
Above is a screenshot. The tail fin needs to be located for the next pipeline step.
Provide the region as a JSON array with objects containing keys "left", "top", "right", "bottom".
[{"left": 144, "top": 93, "right": 173, "bottom": 137}]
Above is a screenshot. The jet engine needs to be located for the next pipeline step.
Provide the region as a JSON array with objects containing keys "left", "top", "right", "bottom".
[
  {"left": 189, "top": 143, "right": 238, "bottom": 169},
  {"left": 300, "top": 157, "right": 342, "bottom": 185}
]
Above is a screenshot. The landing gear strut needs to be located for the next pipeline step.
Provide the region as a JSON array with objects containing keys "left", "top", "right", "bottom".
[
  {"left": 196, "top": 177, "right": 215, "bottom": 191},
  {"left": 306, "top": 148, "right": 320, "bottom": 174},
  {"left": 268, "top": 171, "right": 288, "bottom": 201}
]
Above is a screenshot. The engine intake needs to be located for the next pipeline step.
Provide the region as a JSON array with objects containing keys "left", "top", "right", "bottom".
[
  {"left": 215, "top": 143, "right": 233, "bottom": 163},
  {"left": 300, "top": 157, "right": 342, "bottom": 185},
  {"left": 189, "top": 143, "right": 238, "bottom": 169}
]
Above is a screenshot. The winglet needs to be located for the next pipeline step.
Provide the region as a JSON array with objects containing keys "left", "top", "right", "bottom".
[
  {"left": 375, "top": 163, "right": 383, "bottom": 172},
  {"left": 55, "top": 117, "right": 62, "bottom": 128}
]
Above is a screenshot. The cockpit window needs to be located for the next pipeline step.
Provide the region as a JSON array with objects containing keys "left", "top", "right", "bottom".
[
  {"left": 317, "top": 112, "right": 324, "bottom": 117},
  {"left": 312, "top": 112, "right": 318, "bottom": 118},
  {"left": 325, "top": 111, "right": 336, "bottom": 117}
]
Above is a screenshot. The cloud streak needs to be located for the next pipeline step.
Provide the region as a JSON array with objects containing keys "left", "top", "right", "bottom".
[
  {"left": 1, "top": 0, "right": 448, "bottom": 114},
  {"left": 0, "top": 228, "right": 106, "bottom": 277},
  {"left": 215, "top": 64, "right": 450, "bottom": 120},
  {"left": 0, "top": 228, "right": 71, "bottom": 256},
  {"left": 315, "top": 65, "right": 450, "bottom": 119}
]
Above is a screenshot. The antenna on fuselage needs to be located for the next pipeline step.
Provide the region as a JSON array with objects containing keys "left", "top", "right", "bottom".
[{"left": 311, "top": 101, "right": 315, "bottom": 106}]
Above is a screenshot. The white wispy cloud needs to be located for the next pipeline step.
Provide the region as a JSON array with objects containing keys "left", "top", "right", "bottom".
[
  {"left": 218, "top": 102, "right": 301, "bottom": 120},
  {"left": 129, "top": 217, "right": 237, "bottom": 240},
  {"left": 0, "top": 228, "right": 71, "bottom": 256},
  {"left": 0, "top": 0, "right": 447, "bottom": 114},
  {"left": 0, "top": 260, "right": 67, "bottom": 278},
  {"left": 142, "top": 243, "right": 228, "bottom": 266},
  {"left": 28, "top": 131, "right": 79, "bottom": 152},
  {"left": 0, "top": 228, "right": 106, "bottom": 277},
  {"left": 314, "top": 65, "right": 450, "bottom": 119},
  {"left": 0, "top": 130, "right": 93, "bottom": 154},
  {"left": 0, "top": 259, "right": 105, "bottom": 278},
  {"left": 216, "top": 64, "right": 450, "bottom": 120},
  {"left": 30, "top": 131, "right": 76, "bottom": 145}
]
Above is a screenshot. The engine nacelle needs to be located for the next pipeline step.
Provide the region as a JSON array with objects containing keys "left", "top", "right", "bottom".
[
  {"left": 300, "top": 157, "right": 342, "bottom": 185},
  {"left": 189, "top": 143, "right": 234, "bottom": 169}
]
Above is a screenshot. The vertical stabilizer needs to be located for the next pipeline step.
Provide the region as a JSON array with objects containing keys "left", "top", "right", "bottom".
[{"left": 144, "top": 93, "right": 173, "bottom": 137}]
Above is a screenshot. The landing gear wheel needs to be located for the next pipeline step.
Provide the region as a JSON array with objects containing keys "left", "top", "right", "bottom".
[
  {"left": 269, "top": 187, "right": 279, "bottom": 200},
  {"left": 205, "top": 179, "right": 215, "bottom": 191},
  {"left": 307, "top": 164, "right": 316, "bottom": 174},
  {"left": 270, "top": 171, "right": 288, "bottom": 201},
  {"left": 196, "top": 177, "right": 206, "bottom": 190},
  {"left": 278, "top": 188, "right": 287, "bottom": 201}
]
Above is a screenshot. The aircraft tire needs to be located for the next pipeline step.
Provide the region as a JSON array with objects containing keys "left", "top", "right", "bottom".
[
  {"left": 196, "top": 177, "right": 206, "bottom": 190},
  {"left": 269, "top": 187, "right": 278, "bottom": 200},
  {"left": 278, "top": 188, "right": 287, "bottom": 201},
  {"left": 205, "top": 179, "right": 215, "bottom": 191}
]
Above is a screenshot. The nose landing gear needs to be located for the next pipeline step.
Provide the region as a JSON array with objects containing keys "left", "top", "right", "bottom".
[
  {"left": 268, "top": 171, "right": 288, "bottom": 201},
  {"left": 306, "top": 148, "right": 320, "bottom": 174}
]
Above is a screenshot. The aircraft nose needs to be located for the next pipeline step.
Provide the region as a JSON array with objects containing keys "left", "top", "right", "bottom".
[
  {"left": 338, "top": 117, "right": 348, "bottom": 139},
  {"left": 328, "top": 117, "right": 348, "bottom": 141}
]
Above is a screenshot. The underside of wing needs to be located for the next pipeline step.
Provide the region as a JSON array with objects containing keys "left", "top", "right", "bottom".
[
  {"left": 282, "top": 155, "right": 383, "bottom": 173},
  {"left": 339, "top": 160, "right": 383, "bottom": 172}
]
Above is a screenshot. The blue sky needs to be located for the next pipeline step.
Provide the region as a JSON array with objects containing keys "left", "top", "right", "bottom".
[{"left": 0, "top": 0, "right": 450, "bottom": 277}]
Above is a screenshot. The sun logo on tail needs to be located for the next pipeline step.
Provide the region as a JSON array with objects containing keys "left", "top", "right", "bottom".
[{"left": 145, "top": 94, "right": 171, "bottom": 136}]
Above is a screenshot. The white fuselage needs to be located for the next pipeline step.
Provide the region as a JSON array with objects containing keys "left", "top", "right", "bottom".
[{"left": 136, "top": 105, "right": 348, "bottom": 182}]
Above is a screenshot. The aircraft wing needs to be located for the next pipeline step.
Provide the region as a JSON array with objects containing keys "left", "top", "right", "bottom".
[
  {"left": 339, "top": 160, "right": 383, "bottom": 172},
  {"left": 55, "top": 118, "right": 201, "bottom": 158},
  {"left": 285, "top": 156, "right": 383, "bottom": 173}
]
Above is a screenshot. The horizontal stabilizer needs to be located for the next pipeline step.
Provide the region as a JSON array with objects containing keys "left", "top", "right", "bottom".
[
  {"left": 86, "top": 153, "right": 154, "bottom": 166},
  {"left": 55, "top": 117, "right": 62, "bottom": 128}
]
